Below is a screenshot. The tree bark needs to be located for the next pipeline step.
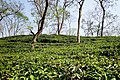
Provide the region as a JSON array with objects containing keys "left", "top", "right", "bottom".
[
  {"left": 57, "top": 16, "right": 60, "bottom": 35},
  {"left": 97, "top": 23, "right": 100, "bottom": 36},
  {"left": 59, "top": 9, "right": 65, "bottom": 35},
  {"left": 77, "top": 7, "right": 81, "bottom": 43},
  {"left": 59, "top": 2, "right": 67, "bottom": 35},
  {"left": 77, "top": 0, "right": 85, "bottom": 43},
  {"left": 1, "top": 32, "right": 3, "bottom": 37},
  {"left": 32, "top": 0, "right": 48, "bottom": 49},
  {"left": 100, "top": 0, "right": 105, "bottom": 37},
  {"left": 55, "top": 0, "right": 67, "bottom": 35}
]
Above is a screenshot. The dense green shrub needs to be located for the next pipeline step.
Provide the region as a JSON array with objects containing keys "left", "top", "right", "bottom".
[{"left": 0, "top": 35, "right": 120, "bottom": 79}]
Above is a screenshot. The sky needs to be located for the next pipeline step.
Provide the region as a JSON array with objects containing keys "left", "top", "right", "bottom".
[{"left": 19, "top": 0, "right": 120, "bottom": 36}]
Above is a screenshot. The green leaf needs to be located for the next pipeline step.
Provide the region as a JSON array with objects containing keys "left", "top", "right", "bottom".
[
  {"left": 16, "top": 12, "right": 28, "bottom": 20},
  {"left": 111, "top": 78, "right": 116, "bottom": 80},
  {"left": 30, "top": 75, "right": 34, "bottom": 80}
]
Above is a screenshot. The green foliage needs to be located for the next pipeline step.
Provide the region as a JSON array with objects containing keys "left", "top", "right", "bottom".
[
  {"left": 0, "top": 35, "right": 120, "bottom": 79},
  {"left": 27, "top": 26, "right": 33, "bottom": 30},
  {"left": 16, "top": 12, "right": 29, "bottom": 20}
]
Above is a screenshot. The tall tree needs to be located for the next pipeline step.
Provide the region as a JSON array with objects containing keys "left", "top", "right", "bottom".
[
  {"left": 82, "top": 9, "right": 117, "bottom": 36},
  {"left": 81, "top": 11, "right": 95, "bottom": 36},
  {"left": 50, "top": 0, "right": 74, "bottom": 35},
  {"left": 0, "top": 0, "right": 23, "bottom": 22},
  {"left": 95, "top": 0, "right": 118, "bottom": 36},
  {"left": 99, "top": 0, "right": 105, "bottom": 37},
  {"left": 29, "top": 0, "right": 49, "bottom": 49},
  {"left": 13, "top": 14, "right": 28, "bottom": 36},
  {"left": 0, "top": 0, "right": 28, "bottom": 37},
  {"left": 3, "top": 13, "right": 28, "bottom": 36},
  {"left": 77, "top": 0, "right": 85, "bottom": 43},
  {"left": 103, "top": 12, "right": 118, "bottom": 36}
]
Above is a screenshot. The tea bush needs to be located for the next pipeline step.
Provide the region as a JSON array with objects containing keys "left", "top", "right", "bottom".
[{"left": 0, "top": 35, "right": 120, "bottom": 79}]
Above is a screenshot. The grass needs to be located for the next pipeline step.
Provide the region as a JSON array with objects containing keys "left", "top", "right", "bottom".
[{"left": 0, "top": 34, "right": 120, "bottom": 79}]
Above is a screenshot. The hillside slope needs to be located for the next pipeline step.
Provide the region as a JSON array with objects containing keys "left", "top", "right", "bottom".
[{"left": 0, "top": 35, "right": 120, "bottom": 79}]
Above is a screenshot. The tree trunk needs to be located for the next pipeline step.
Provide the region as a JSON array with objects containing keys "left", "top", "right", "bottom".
[
  {"left": 32, "top": 34, "right": 38, "bottom": 49},
  {"left": 97, "top": 23, "right": 100, "bottom": 36},
  {"left": 32, "top": 32, "right": 41, "bottom": 49},
  {"left": 77, "top": 7, "right": 81, "bottom": 43},
  {"left": 101, "top": 10, "right": 105, "bottom": 37},
  {"left": 97, "top": 29, "right": 99, "bottom": 36},
  {"left": 57, "top": 16, "right": 60, "bottom": 35},
  {"left": 8, "top": 30, "right": 10, "bottom": 36},
  {"left": 59, "top": 10, "right": 65, "bottom": 35},
  {"left": 31, "top": 0, "right": 48, "bottom": 49},
  {"left": 14, "top": 26, "right": 16, "bottom": 36},
  {"left": 100, "top": 1, "right": 105, "bottom": 37},
  {"left": 55, "top": 0, "right": 60, "bottom": 35},
  {"left": 77, "top": 0, "right": 85, "bottom": 43},
  {"left": 1, "top": 32, "right": 3, "bottom": 37}
]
